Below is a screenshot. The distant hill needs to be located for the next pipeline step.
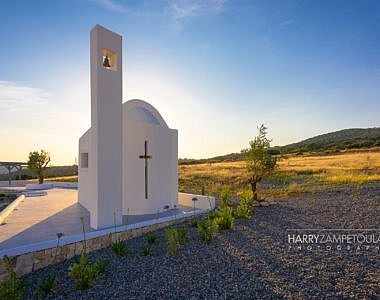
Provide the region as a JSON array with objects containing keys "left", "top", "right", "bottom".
[
  {"left": 179, "top": 127, "right": 380, "bottom": 165},
  {"left": 274, "top": 127, "right": 380, "bottom": 154},
  {"left": 178, "top": 153, "right": 241, "bottom": 165}
]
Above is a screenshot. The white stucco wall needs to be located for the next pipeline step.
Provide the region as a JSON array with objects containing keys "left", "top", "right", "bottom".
[
  {"left": 78, "top": 129, "right": 92, "bottom": 212},
  {"left": 123, "top": 123, "right": 178, "bottom": 215},
  {"left": 78, "top": 25, "right": 123, "bottom": 229},
  {"left": 93, "top": 26, "right": 123, "bottom": 229},
  {"left": 123, "top": 100, "right": 178, "bottom": 215}
]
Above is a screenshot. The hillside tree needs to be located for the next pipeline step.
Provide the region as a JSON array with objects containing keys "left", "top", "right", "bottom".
[
  {"left": 27, "top": 150, "right": 51, "bottom": 184},
  {"left": 241, "top": 124, "right": 277, "bottom": 201}
]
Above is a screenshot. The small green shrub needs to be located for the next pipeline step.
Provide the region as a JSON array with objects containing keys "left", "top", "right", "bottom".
[
  {"left": 221, "top": 185, "right": 233, "bottom": 206},
  {"left": 236, "top": 203, "right": 250, "bottom": 219},
  {"left": 111, "top": 211, "right": 129, "bottom": 256},
  {"left": 111, "top": 238, "right": 128, "bottom": 256},
  {"left": 206, "top": 211, "right": 217, "bottom": 220},
  {"left": 141, "top": 246, "right": 151, "bottom": 256},
  {"left": 197, "top": 219, "right": 215, "bottom": 244},
  {"left": 213, "top": 205, "right": 234, "bottom": 230},
  {"left": 0, "top": 255, "right": 26, "bottom": 300},
  {"left": 68, "top": 216, "right": 107, "bottom": 290},
  {"left": 239, "top": 190, "right": 255, "bottom": 207},
  {"left": 68, "top": 252, "right": 106, "bottom": 290},
  {"left": 146, "top": 234, "right": 159, "bottom": 245},
  {"left": 165, "top": 227, "right": 181, "bottom": 255},
  {"left": 95, "top": 256, "right": 108, "bottom": 277},
  {"left": 236, "top": 190, "right": 255, "bottom": 219},
  {"left": 37, "top": 274, "right": 57, "bottom": 298},
  {"left": 177, "top": 226, "right": 189, "bottom": 245},
  {"left": 189, "top": 219, "right": 198, "bottom": 228}
]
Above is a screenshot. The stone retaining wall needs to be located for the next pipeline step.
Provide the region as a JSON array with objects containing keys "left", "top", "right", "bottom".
[{"left": 0, "top": 216, "right": 194, "bottom": 281}]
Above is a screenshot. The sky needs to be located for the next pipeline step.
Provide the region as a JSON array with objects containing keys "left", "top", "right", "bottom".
[{"left": 0, "top": 0, "right": 379, "bottom": 166}]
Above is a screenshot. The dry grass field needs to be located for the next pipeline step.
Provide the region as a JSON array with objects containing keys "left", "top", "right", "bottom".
[
  {"left": 279, "top": 151, "right": 380, "bottom": 171},
  {"left": 178, "top": 150, "right": 380, "bottom": 198}
]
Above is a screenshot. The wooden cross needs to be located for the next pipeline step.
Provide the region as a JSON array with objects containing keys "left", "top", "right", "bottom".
[{"left": 139, "top": 140, "right": 152, "bottom": 199}]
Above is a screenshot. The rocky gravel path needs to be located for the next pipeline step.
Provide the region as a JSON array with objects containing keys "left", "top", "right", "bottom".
[{"left": 23, "top": 183, "right": 380, "bottom": 299}]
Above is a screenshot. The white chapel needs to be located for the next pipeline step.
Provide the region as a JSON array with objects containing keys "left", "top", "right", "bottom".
[{"left": 78, "top": 25, "right": 178, "bottom": 229}]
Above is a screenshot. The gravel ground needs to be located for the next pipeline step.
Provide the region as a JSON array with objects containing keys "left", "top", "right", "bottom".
[{"left": 22, "top": 183, "right": 380, "bottom": 299}]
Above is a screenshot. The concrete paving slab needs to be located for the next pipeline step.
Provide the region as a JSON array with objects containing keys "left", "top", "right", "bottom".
[
  {"left": 0, "top": 188, "right": 198, "bottom": 251},
  {"left": 0, "top": 189, "right": 91, "bottom": 250}
]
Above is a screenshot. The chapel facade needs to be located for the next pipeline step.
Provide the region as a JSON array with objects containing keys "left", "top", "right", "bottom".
[{"left": 78, "top": 25, "right": 178, "bottom": 230}]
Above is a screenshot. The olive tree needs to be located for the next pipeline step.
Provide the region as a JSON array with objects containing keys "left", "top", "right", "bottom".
[
  {"left": 241, "top": 124, "right": 277, "bottom": 201},
  {"left": 27, "top": 150, "right": 51, "bottom": 184}
]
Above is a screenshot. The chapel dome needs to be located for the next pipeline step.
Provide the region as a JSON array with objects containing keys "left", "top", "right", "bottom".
[{"left": 123, "top": 99, "right": 169, "bottom": 128}]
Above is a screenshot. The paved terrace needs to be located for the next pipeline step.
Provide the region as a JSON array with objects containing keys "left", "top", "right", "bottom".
[{"left": 0, "top": 188, "right": 195, "bottom": 251}]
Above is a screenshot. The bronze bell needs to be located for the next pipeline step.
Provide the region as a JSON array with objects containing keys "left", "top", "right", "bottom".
[{"left": 103, "top": 56, "right": 111, "bottom": 68}]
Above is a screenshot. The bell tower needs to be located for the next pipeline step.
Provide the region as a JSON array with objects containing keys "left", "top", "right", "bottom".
[{"left": 89, "top": 25, "right": 123, "bottom": 229}]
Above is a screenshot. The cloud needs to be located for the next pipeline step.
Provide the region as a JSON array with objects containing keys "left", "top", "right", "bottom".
[
  {"left": 166, "top": 0, "right": 228, "bottom": 20},
  {"left": 0, "top": 81, "right": 52, "bottom": 111},
  {"left": 88, "top": 0, "right": 227, "bottom": 20},
  {"left": 88, "top": 0, "right": 130, "bottom": 13},
  {"left": 279, "top": 19, "right": 294, "bottom": 27}
]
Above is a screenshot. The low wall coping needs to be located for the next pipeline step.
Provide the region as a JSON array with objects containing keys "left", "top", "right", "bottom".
[{"left": 0, "top": 195, "right": 25, "bottom": 225}]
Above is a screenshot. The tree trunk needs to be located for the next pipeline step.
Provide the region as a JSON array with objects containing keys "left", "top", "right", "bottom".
[
  {"left": 250, "top": 180, "right": 258, "bottom": 201},
  {"left": 39, "top": 174, "right": 44, "bottom": 184}
]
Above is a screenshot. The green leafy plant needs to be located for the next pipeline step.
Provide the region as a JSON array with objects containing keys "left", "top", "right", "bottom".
[
  {"left": 236, "top": 190, "right": 255, "bottom": 219},
  {"left": 165, "top": 227, "right": 181, "bottom": 255},
  {"left": 213, "top": 205, "right": 234, "bottom": 230},
  {"left": 177, "top": 226, "right": 189, "bottom": 245},
  {"left": 111, "top": 239, "right": 128, "bottom": 256},
  {"left": 141, "top": 245, "right": 151, "bottom": 256},
  {"left": 68, "top": 254, "right": 107, "bottom": 290},
  {"left": 189, "top": 219, "right": 198, "bottom": 228},
  {"left": 68, "top": 252, "right": 97, "bottom": 290},
  {"left": 68, "top": 217, "right": 107, "bottom": 290},
  {"left": 94, "top": 256, "right": 108, "bottom": 277},
  {"left": 197, "top": 218, "right": 215, "bottom": 244},
  {"left": 221, "top": 185, "right": 233, "bottom": 206},
  {"left": 37, "top": 274, "right": 57, "bottom": 299},
  {"left": 111, "top": 212, "right": 128, "bottom": 256},
  {"left": 0, "top": 255, "right": 26, "bottom": 300},
  {"left": 146, "top": 233, "right": 159, "bottom": 245},
  {"left": 236, "top": 203, "right": 250, "bottom": 219},
  {"left": 239, "top": 190, "right": 255, "bottom": 207},
  {"left": 206, "top": 211, "right": 216, "bottom": 220}
]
